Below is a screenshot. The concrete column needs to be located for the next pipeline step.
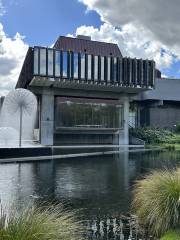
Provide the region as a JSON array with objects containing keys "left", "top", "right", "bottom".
[
  {"left": 119, "top": 96, "right": 129, "bottom": 145},
  {"left": 40, "top": 91, "right": 54, "bottom": 146}
]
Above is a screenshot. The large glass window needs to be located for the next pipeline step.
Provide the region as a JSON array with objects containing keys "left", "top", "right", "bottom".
[
  {"left": 74, "top": 53, "right": 78, "bottom": 79},
  {"left": 101, "top": 57, "right": 104, "bottom": 81},
  {"left": 81, "top": 53, "right": 85, "bottom": 79},
  {"left": 94, "top": 56, "right": 98, "bottom": 81},
  {"left": 48, "top": 49, "right": 53, "bottom": 76},
  {"left": 87, "top": 55, "right": 92, "bottom": 80},
  {"left": 55, "top": 51, "right": 61, "bottom": 77},
  {"left": 40, "top": 48, "right": 46, "bottom": 75},
  {"left": 55, "top": 98, "right": 124, "bottom": 129},
  {"left": 63, "top": 51, "right": 68, "bottom": 78},
  {"left": 34, "top": 48, "right": 39, "bottom": 75},
  {"left": 107, "top": 57, "right": 111, "bottom": 82}
]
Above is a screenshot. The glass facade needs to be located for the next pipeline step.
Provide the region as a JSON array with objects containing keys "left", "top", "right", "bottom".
[
  {"left": 81, "top": 53, "right": 85, "bottom": 79},
  {"left": 55, "top": 51, "right": 61, "bottom": 77},
  {"left": 33, "top": 48, "right": 39, "bottom": 75},
  {"left": 107, "top": 57, "right": 111, "bottom": 82},
  {"left": 33, "top": 47, "right": 155, "bottom": 87},
  {"left": 101, "top": 57, "right": 104, "bottom": 81},
  {"left": 63, "top": 51, "right": 68, "bottom": 78},
  {"left": 48, "top": 49, "right": 53, "bottom": 76},
  {"left": 74, "top": 53, "right": 78, "bottom": 79},
  {"left": 94, "top": 56, "right": 98, "bottom": 81},
  {"left": 87, "top": 55, "right": 92, "bottom": 80},
  {"left": 40, "top": 48, "right": 46, "bottom": 75},
  {"left": 55, "top": 98, "right": 124, "bottom": 129},
  {"left": 114, "top": 57, "right": 117, "bottom": 82}
]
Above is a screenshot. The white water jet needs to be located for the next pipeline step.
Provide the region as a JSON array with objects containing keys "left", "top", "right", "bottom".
[
  {"left": 0, "top": 88, "right": 37, "bottom": 148},
  {"left": 0, "top": 127, "right": 19, "bottom": 147}
]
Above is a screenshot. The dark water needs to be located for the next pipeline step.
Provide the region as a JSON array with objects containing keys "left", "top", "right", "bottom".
[{"left": 0, "top": 149, "right": 179, "bottom": 219}]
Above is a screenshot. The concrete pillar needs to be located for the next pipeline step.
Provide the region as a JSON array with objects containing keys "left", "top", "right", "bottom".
[
  {"left": 40, "top": 91, "right": 54, "bottom": 146},
  {"left": 119, "top": 96, "right": 129, "bottom": 145}
]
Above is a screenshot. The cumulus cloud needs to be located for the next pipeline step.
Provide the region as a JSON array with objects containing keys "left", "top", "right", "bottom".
[
  {"left": 0, "top": 24, "right": 28, "bottom": 96},
  {"left": 79, "top": 0, "right": 180, "bottom": 47},
  {"left": 79, "top": 0, "right": 180, "bottom": 72},
  {"left": 75, "top": 23, "right": 174, "bottom": 69}
]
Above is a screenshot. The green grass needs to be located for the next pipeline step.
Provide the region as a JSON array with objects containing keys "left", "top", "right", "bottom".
[
  {"left": 132, "top": 169, "right": 180, "bottom": 237},
  {"left": 0, "top": 203, "right": 84, "bottom": 240},
  {"left": 160, "top": 230, "right": 180, "bottom": 240}
]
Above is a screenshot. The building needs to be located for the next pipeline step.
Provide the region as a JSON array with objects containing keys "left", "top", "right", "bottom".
[
  {"left": 16, "top": 35, "right": 155, "bottom": 146},
  {"left": 136, "top": 78, "right": 180, "bottom": 128}
]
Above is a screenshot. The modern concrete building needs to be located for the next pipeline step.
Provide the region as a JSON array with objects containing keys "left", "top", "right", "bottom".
[
  {"left": 16, "top": 35, "right": 155, "bottom": 146},
  {"left": 136, "top": 78, "right": 180, "bottom": 128}
]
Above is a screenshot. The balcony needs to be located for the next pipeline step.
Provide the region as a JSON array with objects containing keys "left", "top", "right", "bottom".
[{"left": 16, "top": 46, "right": 155, "bottom": 93}]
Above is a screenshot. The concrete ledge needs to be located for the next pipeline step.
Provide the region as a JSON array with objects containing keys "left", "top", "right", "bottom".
[{"left": 0, "top": 147, "right": 163, "bottom": 164}]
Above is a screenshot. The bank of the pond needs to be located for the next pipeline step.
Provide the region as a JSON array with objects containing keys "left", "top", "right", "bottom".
[{"left": 131, "top": 127, "right": 180, "bottom": 152}]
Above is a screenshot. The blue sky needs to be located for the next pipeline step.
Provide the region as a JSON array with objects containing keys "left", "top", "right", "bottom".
[
  {"left": 1, "top": 0, "right": 101, "bottom": 46},
  {"left": 0, "top": 0, "right": 180, "bottom": 95}
]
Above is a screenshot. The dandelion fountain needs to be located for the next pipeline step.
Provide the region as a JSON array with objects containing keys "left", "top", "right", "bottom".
[{"left": 0, "top": 88, "right": 37, "bottom": 148}]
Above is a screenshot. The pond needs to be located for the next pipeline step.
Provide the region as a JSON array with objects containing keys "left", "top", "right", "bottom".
[{"left": 0, "top": 150, "right": 179, "bottom": 239}]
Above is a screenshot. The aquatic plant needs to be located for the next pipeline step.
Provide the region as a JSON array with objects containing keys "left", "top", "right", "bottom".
[
  {"left": 132, "top": 169, "right": 180, "bottom": 237},
  {"left": 0, "top": 203, "right": 84, "bottom": 240}
]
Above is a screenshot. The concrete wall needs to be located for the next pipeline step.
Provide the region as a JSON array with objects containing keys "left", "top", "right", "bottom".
[
  {"left": 40, "top": 91, "right": 54, "bottom": 145},
  {"left": 149, "top": 106, "right": 180, "bottom": 128},
  {"left": 119, "top": 97, "right": 129, "bottom": 145}
]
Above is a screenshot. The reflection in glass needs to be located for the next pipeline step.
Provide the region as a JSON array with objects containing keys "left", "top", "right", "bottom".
[
  {"left": 74, "top": 53, "right": 78, "bottom": 79},
  {"left": 88, "top": 55, "right": 92, "bottom": 80},
  {"left": 114, "top": 58, "right": 117, "bottom": 82},
  {"left": 55, "top": 51, "right": 61, "bottom": 77},
  {"left": 55, "top": 98, "right": 124, "bottom": 129},
  {"left": 107, "top": 57, "right": 111, "bottom": 82},
  {"left": 94, "top": 56, "right": 98, "bottom": 81},
  {"left": 40, "top": 48, "right": 46, "bottom": 75},
  {"left": 34, "top": 48, "right": 39, "bottom": 74},
  {"left": 81, "top": 54, "right": 85, "bottom": 79},
  {"left": 63, "top": 51, "right": 68, "bottom": 78},
  {"left": 48, "top": 49, "right": 53, "bottom": 76},
  {"left": 101, "top": 57, "right": 104, "bottom": 81}
]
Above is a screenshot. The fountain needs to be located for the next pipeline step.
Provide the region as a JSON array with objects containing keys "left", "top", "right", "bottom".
[
  {"left": 0, "top": 88, "right": 37, "bottom": 148},
  {"left": 0, "top": 127, "right": 19, "bottom": 147}
]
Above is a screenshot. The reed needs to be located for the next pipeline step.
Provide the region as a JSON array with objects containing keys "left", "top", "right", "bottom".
[
  {"left": 0, "top": 203, "right": 84, "bottom": 240},
  {"left": 132, "top": 169, "right": 180, "bottom": 237}
]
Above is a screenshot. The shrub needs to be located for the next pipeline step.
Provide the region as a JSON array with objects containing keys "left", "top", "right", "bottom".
[
  {"left": 130, "top": 127, "right": 180, "bottom": 144},
  {"left": 160, "top": 230, "right": 180, "bottom": 240},
  {"left": 0, "top": 203, "right": 84, "bottom": 240},
  {"left": 132, "top": 169, "right": 180, "bottom": 237}
]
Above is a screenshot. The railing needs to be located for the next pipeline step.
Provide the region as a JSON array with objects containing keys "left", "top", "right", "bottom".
[
  {"left": 33, "top": 47, "right": 155, "bottom": 87},
  {"left": 17, "top": 47, "right": 155, "bottom": 89}
]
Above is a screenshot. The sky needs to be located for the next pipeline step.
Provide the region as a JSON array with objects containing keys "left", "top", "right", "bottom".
[{"left": 0, "top": 0, "right": 180, "bottom": 95}]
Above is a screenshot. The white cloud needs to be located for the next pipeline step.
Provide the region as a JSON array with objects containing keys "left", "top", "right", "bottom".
[
  {"left": 79, "top": 0, "right": 180, "bottom": 48},
  {"left": 0, "top": 23, "right": 28, "bottom": 96},
  {"left": 75, "top": 23, "right": 174, "bottom": 69},
  {"left": 78, "top": 0, "right": 180, "bottom": 72}
]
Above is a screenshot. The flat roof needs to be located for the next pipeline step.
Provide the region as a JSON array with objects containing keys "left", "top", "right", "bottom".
[{"left": 140, "top": 78, "right": 180, "bottom": 101}]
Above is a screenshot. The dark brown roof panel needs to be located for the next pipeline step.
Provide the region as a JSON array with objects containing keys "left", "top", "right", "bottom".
[{"left": 53, "top": 36, "right": 123, "bottom": 58}]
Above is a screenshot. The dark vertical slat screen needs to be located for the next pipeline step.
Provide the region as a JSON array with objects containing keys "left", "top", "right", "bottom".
[{"left": 32, "top": 47, "right": 155, "bottom": 88}]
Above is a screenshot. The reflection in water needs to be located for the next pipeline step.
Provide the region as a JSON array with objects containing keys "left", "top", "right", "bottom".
[{"left": 0, "top": 150, "right": 179, "bottom": 219}]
